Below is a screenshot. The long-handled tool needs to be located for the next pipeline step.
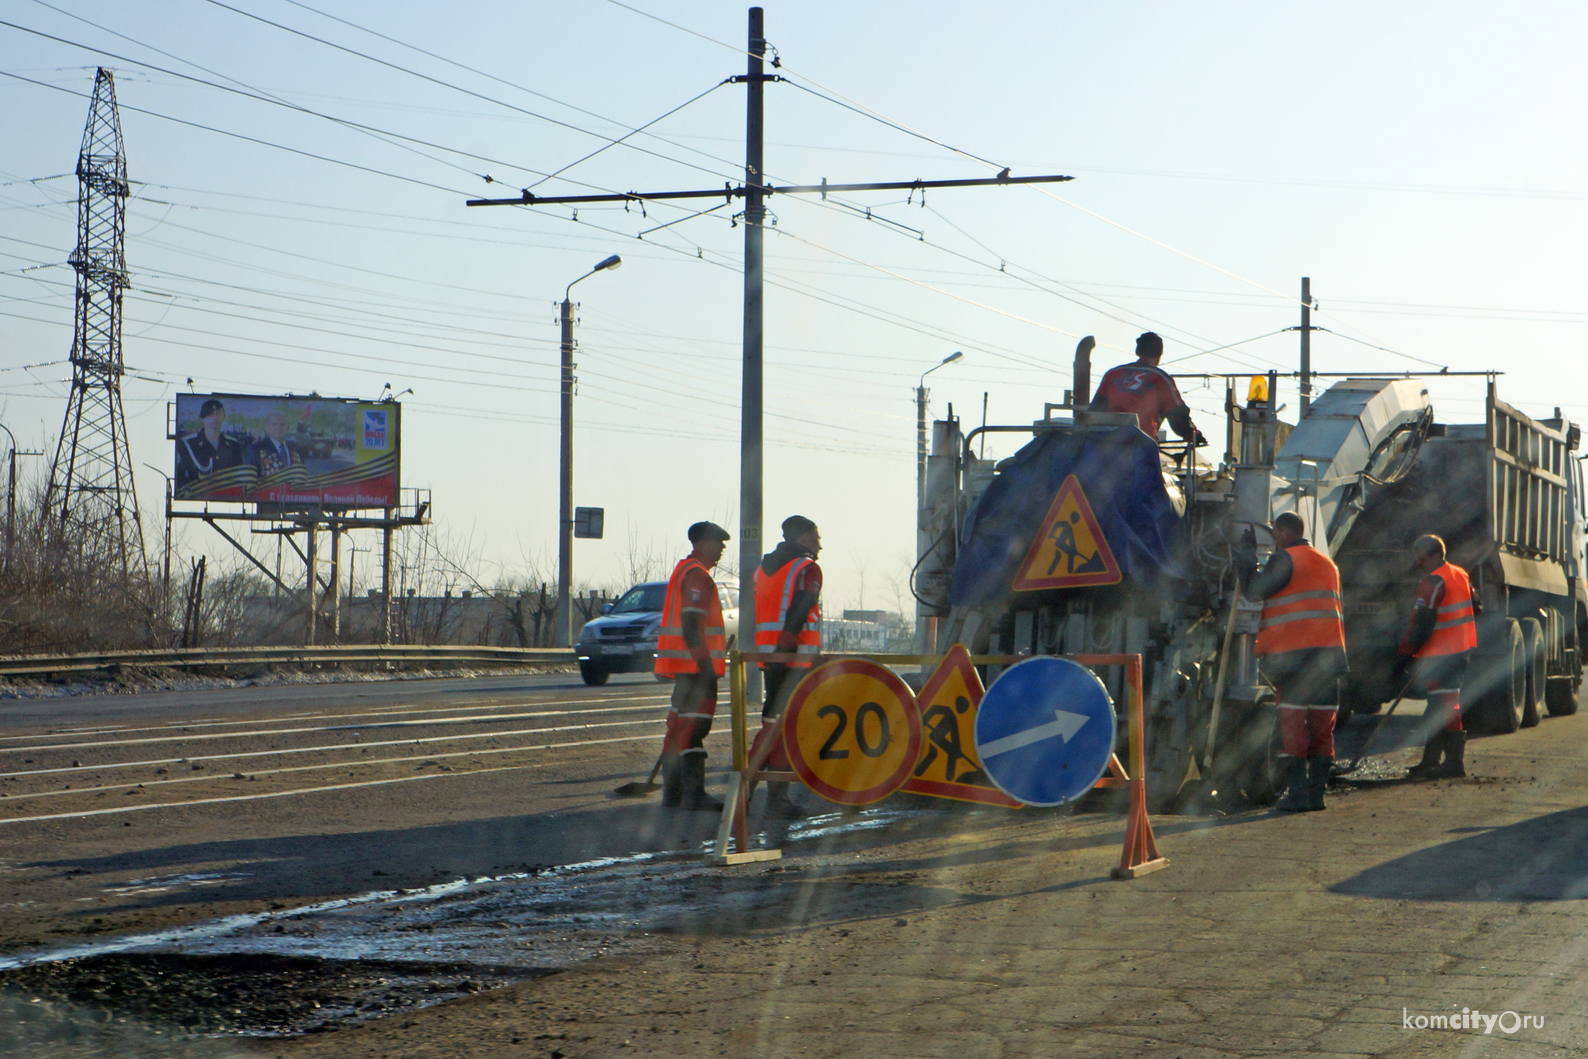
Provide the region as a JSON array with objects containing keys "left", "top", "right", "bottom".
[
  {"left": 613, "top": 754, "right": 664, "bottom": 797},
  {"left": 1339, "top": 676, "right": 1417, "bottom": 774}
]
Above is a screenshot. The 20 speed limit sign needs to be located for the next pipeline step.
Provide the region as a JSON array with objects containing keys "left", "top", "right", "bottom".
[{"left": 782, "top": 660, "right": 922, "bottom": 805}]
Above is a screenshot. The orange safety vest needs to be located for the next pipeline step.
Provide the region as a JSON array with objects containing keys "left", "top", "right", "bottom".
[
  {"left": 1416, "top": 561, "right": 1477, "bottom": 658},
  {"left": 654, "top": 555, "right": 726, "bottom": 677},
  {"left": 1255, "top": 544, "right": 1346, "bottom": 656},
  {"left": 754, "top": 557, "right": 821, "bottom": 667}
]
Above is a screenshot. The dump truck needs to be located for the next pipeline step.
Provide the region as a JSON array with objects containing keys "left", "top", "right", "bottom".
[{"left": 915, "top": 346, "right": 1583, "bottom": 809}]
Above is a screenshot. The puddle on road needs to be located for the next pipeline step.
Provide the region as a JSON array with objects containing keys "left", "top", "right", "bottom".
[{"left": 0, "top": 805, "right": 928, "bottom": 1044}]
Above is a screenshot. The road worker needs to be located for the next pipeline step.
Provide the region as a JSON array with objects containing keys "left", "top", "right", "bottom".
[
  {"left": 1089, "top": 332, "right": 1206, "bottom": 445},
  {"left": 1396, "top": 534, "right": 1478, "bottom": 779},
  {"left": 1246, "top": 512, "right": 1348, "bottom": 811},
  {"left": 749, "top": 515, "right": 824, "bottom": 820},
  {"left": 653, "top": 521, "right": 731, "bottom": 811}
]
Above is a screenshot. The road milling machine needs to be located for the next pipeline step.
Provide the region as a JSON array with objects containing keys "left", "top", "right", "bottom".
[{"left": 914, "top": 342, "right": 1585, "bottom": 810}]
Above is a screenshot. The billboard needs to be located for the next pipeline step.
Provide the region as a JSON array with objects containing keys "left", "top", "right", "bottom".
[{"left": 173, "top": 393, "right": 400, "bottom": 508}]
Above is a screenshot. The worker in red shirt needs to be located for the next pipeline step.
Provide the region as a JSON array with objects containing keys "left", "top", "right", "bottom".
[
  {"left": 1395, "top": 534, "right": 1479, "bottom": 779},
  {"left": 1090, "top": 332, "right": 1205, "bottom": 444},
  {"left": 653, "top": 521, "right": 731, "bottom": 811},
  {"left": 749, "top": 515, "right": 824, "bottom": 820}
]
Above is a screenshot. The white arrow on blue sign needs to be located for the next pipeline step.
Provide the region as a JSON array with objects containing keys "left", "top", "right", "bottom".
[{"left": 973, "top": 656, "right": 1116, "bottom": 807}]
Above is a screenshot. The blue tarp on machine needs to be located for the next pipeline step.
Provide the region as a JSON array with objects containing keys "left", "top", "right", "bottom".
[{"left": 949, "top": 426, "right": 1184, "bottom": 606}]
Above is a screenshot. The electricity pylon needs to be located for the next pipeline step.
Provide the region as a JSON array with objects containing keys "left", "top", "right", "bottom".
[{"left": 44, "top": 67, "right": 147, "bottom": 576}]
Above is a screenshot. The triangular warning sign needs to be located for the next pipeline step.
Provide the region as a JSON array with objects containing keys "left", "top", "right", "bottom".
[
  {"left": 900, "top": 644, "right": 1021, "bottom": 807},
  {"left": 1012, "top": 474, "right": 1121, "bottom": 590}
]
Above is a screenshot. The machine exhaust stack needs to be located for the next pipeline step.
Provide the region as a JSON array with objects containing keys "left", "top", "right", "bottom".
[{"left": 1073, "top": 336, "right": 1095, "bottom": 410}]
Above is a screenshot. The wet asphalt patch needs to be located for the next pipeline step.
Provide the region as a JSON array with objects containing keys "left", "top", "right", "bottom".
[{"left": 0, "top": 951, "right": 542, "bottom": 1038}]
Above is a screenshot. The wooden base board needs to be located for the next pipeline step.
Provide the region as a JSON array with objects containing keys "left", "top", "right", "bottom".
[
  {"left": 1111, "top": 857, "right": 1169, "bottom": 880},
  {"left": 707, "top": 848, "right": 783, "bottom": 866}
]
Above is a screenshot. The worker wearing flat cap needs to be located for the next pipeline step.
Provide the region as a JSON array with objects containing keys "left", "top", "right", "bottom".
[
  {"left": 175, "top": 398, "right": 245, "bottom": 492},
  {"left": 653, "top": 521, "right": 732, "bottom": 811}
]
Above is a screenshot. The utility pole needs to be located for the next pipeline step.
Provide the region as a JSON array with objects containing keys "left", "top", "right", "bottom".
[
  {"left": 1299, "top": 276, "right": 1312, "bottom": 418},
  {"left": 466, "top": 7, "right": 1072, "bottom": 664},
  {"left": 559, "top": 294, "right": 574, "bottom": 646},
  {"left": 739, "top": 6, "right": 767, "bottom": 684}
]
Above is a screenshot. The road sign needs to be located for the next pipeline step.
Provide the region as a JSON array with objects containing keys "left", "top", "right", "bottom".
[
  {"left": 900, "top": 644, "right": 1021, "bottom": 807},
  {"left": 1012, "top": 474, "right": 1120, "bottom": 590},
  {"left": 783, "top": 659, "right": 922, "bottom": 805},
  {"left": 574, "top": 506, "right": 604, "bottom": 539},
  {"left": 973, "top": 656, "right": 1116, "bottom": 807}
]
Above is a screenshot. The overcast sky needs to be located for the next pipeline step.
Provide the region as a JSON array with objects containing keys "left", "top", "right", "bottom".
[{"left": 3, "top": 1, "right": 1585, "bottom": 612}]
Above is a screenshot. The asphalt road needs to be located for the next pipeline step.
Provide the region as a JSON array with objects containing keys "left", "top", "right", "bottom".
[{"left": 5, "top": 674, "right": 1588, "bottom": 1058}]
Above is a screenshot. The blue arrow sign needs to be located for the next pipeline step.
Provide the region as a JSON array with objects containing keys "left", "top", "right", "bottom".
[{"left": 973, "top": 656, "right": 1116, "bottom": 807}]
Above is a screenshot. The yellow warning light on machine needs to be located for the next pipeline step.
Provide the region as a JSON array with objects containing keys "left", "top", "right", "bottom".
[
  {"left": 1247, "top": 375, "right": 1269, "bottom": 403},
  {"left": 1011, "top": 475, "right": 1122, "bottom": 591}
]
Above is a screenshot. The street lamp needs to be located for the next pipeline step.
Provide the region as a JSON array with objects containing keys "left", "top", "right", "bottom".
[
  {"left": 917, "top": 351, "right": 964, "bottom": 512},
  {"left": 557, "top": 254, "right": 622, "bottom": 647}
]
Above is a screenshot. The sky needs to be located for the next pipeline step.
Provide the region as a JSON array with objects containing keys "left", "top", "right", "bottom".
[{"left": 2, "top": 0, "right": 1586, "bottom": 616}]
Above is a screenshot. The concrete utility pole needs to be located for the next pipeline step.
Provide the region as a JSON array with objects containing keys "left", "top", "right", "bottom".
[
  {"left": 739, "top": 6, "right": 767, "bottom": 684},
  {"left": 1300, "top": 276, "right": 1313, "bottom": 417},
  {"left": 916, "top": 351, "right": 964, "bottom": 512},
  {"left": 557, "top": 255, "right": 622, "bottom": 647}
]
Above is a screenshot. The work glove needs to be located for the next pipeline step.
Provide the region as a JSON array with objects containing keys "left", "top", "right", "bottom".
[{"left": 1192, "top": 429, "right": 1209, "bottom": 448}]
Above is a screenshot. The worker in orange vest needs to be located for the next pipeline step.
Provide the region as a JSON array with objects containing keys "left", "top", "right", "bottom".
[
  {"left": 1247, "top": 512, "right": 1348, "bottom": 811},
  {"left": 749, "top": 515, "right": 823, "bottom": 820},
  {"left": 1396, "top": 534, "right": 1479, "bottom": 779},
  {"left": 653, "top": 521, "right": 731, "bottom": 811}
]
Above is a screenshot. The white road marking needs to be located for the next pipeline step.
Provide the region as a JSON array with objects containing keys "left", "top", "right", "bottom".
[
  {"left": 0, "top": 730, "right": 690, "bottom": 825},
  {"left": 978, "top": 709, "right": 1090, "bottom": 758},
  {"left": 0, "top": 719, "right": 668, "bottom": 802}
]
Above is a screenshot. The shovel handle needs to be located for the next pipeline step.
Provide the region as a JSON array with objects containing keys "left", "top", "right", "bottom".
[{"left": 1347, "top": 674, "right": 1418, "bottom": 772}]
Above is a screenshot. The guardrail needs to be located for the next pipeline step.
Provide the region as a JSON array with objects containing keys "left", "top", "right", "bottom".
[{"left": 0, "top": 644, "right": 578, "bottom": 677}]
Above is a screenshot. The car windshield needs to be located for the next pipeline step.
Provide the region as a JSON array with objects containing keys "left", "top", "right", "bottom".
[{"left": 609, "top": 584, "right": 666, "bottom": 614}]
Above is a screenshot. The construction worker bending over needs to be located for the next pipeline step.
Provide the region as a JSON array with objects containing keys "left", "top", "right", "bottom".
[
  {"left": 1246, "top": 512, "right": 1348, "bottom": 811},
  {"left": 653, "top": 521, "right": 731, "bottom": 812},
  {"left": 1396, "top": 534, "right": 1478, "bottom": 779},
  {"left": 749, "top": 515, "right": 824, "bottom": 820},
  {"left": 1089, "top": 331, "right": 1206, "bottom": 445}
]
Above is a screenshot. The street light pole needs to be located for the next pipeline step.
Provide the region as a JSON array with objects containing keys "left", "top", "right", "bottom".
[
  {"left": 916, "top": 351, "right": 964, "bottom": 513},
  {"left": 557, "top": 254, "right": 622, "bottom": 648}
]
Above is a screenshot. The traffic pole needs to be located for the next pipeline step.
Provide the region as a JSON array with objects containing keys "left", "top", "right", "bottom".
[
  {"left": 557, "top": 295, "right": 575, "bottom": 648},
  {"left": 738, "top": 6, "right": 766, "bottom": 705}
]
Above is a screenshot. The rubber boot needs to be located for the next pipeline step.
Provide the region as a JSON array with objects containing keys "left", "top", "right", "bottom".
[
  {"left": 1304, "top": 756, "right": 1331, "bottom": 812},
  {"left": 659, "top": 753, "right": 683, "bottom": 808},
  {"left": 1426, "top": 731, "right": 1466, "bottom": 779},
  {"left": 1405, "top": 734, "right": 1443, "bottom": 778},
  {"left": 1277, "top": 756, "right": 1308, "bottom": 812},
  {"left": 763, "top": 781, "right": 806, "bottom": 820},
  {"left": 680, "top": 754, "right": 724, "bottom": 812}
]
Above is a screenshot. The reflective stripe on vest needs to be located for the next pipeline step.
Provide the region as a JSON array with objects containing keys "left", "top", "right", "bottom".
[
  {"left": 1254, "top": 544, "right": 1346, "bottom": 656},
  {"left": 654, "top": 555, "right": 726, "bottom": 677},
  {"left": 1416, "top": 562, "right": 1477, "bottom": 658},
  {"left": 754, "top": 556, "right": 821, "bottom": 667}
]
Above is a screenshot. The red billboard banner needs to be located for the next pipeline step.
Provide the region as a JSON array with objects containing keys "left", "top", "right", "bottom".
[{"left": 173, "top": 394, "right": 400, "bottom": 509}]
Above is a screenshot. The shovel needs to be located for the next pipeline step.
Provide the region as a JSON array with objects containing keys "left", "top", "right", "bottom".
[
  {"left": 1336, "top": 676, "right": 1417, "bottom": 775},
  {"left": 613, "top": 754, "right": 664, "bottom": 797}
]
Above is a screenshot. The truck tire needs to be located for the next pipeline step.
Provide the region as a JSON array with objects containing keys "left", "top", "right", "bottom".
[
  {"left": 1467, "top": 616, "right": 1523, "bottom": 735},
  {"left": 579, "top": 662, "right": 610, "bottom": 686},
  {"left": 1518, "top": 617, "right": 1544, "bottom": 728},
  {"left": 1236, "top": 694, "right": 1284, "bottom": 806},
  {"left": 1545, "top": 676, "right": 1579, "bottom": 716}
]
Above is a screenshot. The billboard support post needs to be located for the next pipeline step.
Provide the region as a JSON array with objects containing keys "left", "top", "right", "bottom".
[
  {"left": 304, "top": 524, "right": 317, "bottom": 646},
  {"left": 381, "top": 517, "right": 394, "bottom": 646},
  {"left": 328, "top": 524, "right": 342, "bottom": 644}
]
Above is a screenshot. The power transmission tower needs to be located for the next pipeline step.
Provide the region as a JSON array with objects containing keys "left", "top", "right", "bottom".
[{"left": 44, "top": 67, "right": 146, "bottom": 576}]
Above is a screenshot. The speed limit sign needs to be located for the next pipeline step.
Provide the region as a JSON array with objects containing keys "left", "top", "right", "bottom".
[{"left": 782, "top": 660, "right": 922, "bottom": 805}]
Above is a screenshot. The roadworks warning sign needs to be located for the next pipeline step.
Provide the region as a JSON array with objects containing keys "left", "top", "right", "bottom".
[{"left": 1012, "top": 474, "right": 1121, "bottom": 590}]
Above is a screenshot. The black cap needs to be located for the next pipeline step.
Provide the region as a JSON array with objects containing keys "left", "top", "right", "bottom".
[
  {"left": 1135, "top": 332, "right": 1164, "bottom": 359},
  {"left": 199, "top": 398, "right": 225, "bottom": 418},
  {"left": 688, "top": 521, "right": 731, "bottom": 543}
]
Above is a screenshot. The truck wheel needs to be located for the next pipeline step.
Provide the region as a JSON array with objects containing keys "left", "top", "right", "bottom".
[
  {"left": 579, "top": 663, "right": 610, "bottom": 686},
  {"left": 1545, "top": 676, "right": 1579, "bottom": 716},
  {"left": 1518, "top": 617, "right": 1545, "bottom": 728},
  {"left": 1468, "top": 617, "right": 1523, "bottom": 735},
  {"left": 1236, "top": 695, "right": 1284, "bottom": 806}
]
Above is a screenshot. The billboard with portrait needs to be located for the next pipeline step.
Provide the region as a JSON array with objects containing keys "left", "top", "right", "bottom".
[{"left": 172, "top": 394, "right": 400, "bottom": 508}]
